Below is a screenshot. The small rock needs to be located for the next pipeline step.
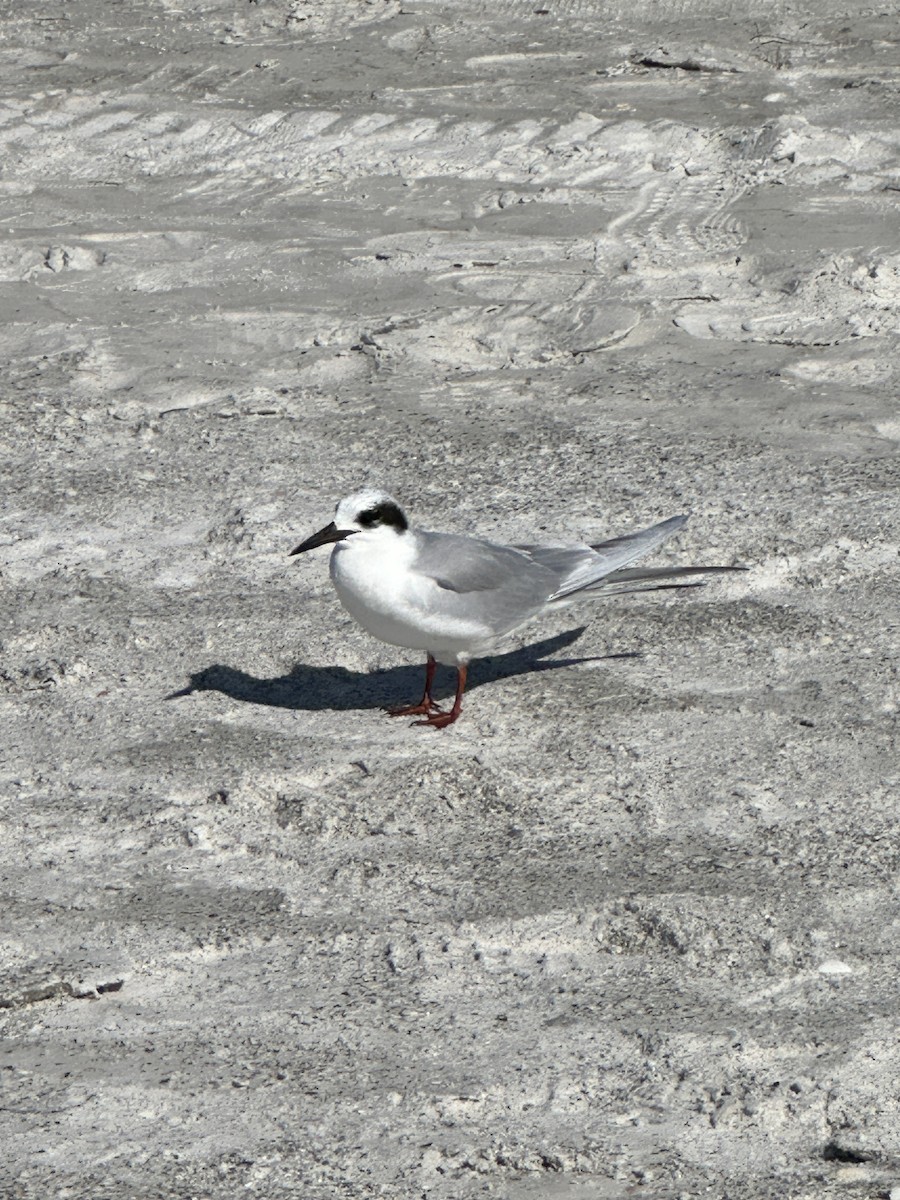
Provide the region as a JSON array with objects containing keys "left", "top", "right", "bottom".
[{"left": 818, "top": 959, "right": 852, "bottom": 975}]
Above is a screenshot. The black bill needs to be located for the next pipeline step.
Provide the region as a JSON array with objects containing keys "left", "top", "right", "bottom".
[{"left": 289, "top": 522, "right": 355, "bottom": 556}]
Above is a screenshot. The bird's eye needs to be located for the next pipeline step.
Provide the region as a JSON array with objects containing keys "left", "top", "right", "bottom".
[{"left": 355, "top": 502, "right": 408, "bottom": 532}]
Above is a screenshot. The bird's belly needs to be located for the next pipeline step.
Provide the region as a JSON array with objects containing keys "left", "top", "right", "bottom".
[{"left": 330, "top": 548, "right": 485, "bottom": 656}]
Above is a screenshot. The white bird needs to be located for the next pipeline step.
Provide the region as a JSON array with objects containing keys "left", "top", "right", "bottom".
[{"left": 290, "top": 488, "right": 742, "bottom": 728}]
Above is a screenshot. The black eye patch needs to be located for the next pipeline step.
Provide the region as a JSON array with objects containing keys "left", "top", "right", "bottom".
[{"left": 356, "top": 502, "right": 408, "bottom": 532}]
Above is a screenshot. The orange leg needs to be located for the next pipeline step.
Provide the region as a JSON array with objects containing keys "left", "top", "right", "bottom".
[
  {"left": 387, "top": 655, "right": 443, "bottom": 717},
  {"left": 413, "top": 664, "right": 467, "bottom": 729}
]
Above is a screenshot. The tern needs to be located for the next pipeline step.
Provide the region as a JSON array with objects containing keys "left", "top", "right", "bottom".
[{"left": 290, "top": 489, "right": 742, "bottom": 728}]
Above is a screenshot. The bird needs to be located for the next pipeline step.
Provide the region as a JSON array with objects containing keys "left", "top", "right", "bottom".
[{"left": 289, "top": 488, "right": 743, "bottom": 729}]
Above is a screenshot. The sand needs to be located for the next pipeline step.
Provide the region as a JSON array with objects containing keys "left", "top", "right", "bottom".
[{"left": 1, "top": 1, "right": 898, "bottom": 1196}]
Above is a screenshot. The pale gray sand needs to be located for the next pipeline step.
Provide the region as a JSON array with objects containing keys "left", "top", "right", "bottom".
[{"left": 1, "top": 2, "right": 898, "bottom": 1197}]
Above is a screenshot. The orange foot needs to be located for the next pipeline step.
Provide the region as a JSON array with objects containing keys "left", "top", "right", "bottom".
[
  {"left": 412, "top": 708, "right": 461, "bottom": 730},
  {"left": 386, "top": 699, "right": 443, "bottom": 718}
]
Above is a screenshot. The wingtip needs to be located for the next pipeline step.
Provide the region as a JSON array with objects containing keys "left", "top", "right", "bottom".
[
  {"left": 654, "top": 513, "right": 688, "bottom": 529},
  {"left": 653, "top": 513, "right": 688, "bottom": 535}
]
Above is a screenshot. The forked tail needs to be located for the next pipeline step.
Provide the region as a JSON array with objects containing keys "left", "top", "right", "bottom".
[{"left": 518, "top": 515, "right": 744, "bottom": 604}]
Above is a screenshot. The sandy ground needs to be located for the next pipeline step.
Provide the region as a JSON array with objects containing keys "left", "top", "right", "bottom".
[{"left": 1, "top": 1, "right": 899, "bottom": 1196}]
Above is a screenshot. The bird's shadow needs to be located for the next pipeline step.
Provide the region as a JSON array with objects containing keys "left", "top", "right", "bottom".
[{"left": 167, "top": 627, "right": 637, "bottom": 713}]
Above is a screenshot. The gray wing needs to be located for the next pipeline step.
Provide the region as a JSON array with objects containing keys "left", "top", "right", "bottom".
[
  {"left": 518, "top": 515, "right": 689, "bottom": 601},
  {"left": 408, "top": 518, "right": 739, "bottom": 638},
  {"left": 412, "top": 531, "right": 558, "bottom": 635}
]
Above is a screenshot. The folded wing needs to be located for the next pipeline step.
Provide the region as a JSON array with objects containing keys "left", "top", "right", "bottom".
[
  {"left": 413, "top": 517, "right": 742, "bottom": 638},
  {"left": 518, "top": 515, "right": 692, "bottom": 601}
]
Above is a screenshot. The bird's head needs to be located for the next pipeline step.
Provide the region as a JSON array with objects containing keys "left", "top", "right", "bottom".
[{"left": 289, "top": 489, "right": 409, "bottom": 556}]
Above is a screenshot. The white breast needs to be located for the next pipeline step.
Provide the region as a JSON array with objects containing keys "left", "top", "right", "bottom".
[{"left": 329, "top": 530, "right": 487, "bottom": 661}]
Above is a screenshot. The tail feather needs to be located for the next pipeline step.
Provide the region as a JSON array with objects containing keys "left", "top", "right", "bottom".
[
  {"left": 518, "top": 515, "right": 744, "bottom": 605},
  {"left": 597, "top": 580, "right": 707, "bottom": 597},
  {"left": 591, "top": 565, "right": 747, "bottom": 597},
  {"left": 548, "top": 514, "right": 689, "bottom": 601},
  {"left": 582, "top": 564, "right": 746, "bottom": 592},
  {"left": 518, "top": 515, "right": 688, "bottom": 601}
]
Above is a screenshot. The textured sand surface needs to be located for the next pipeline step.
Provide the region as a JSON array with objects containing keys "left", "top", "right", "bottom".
[{"left": 1, "top": 1, "right": 898, "bottom": 1197}]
